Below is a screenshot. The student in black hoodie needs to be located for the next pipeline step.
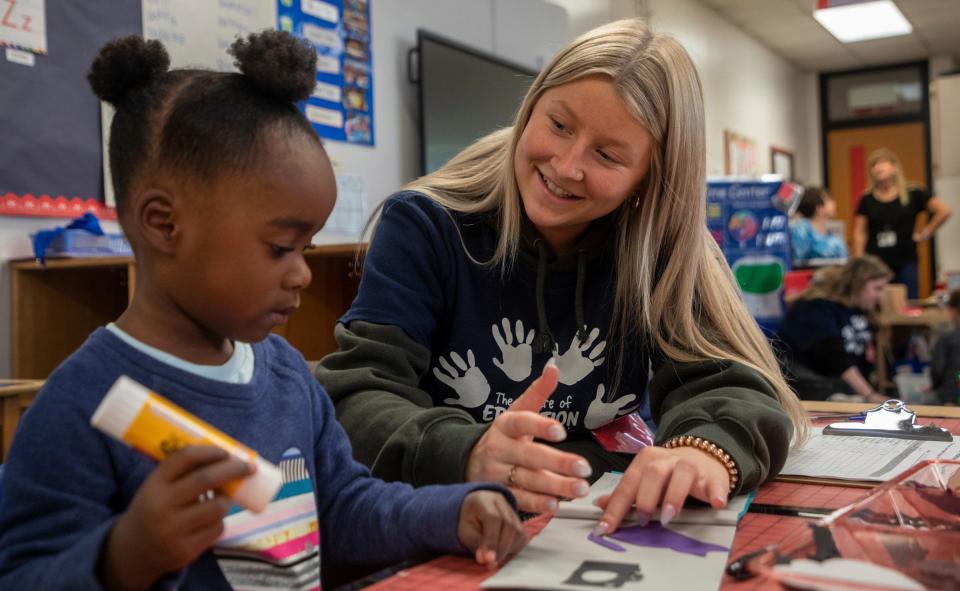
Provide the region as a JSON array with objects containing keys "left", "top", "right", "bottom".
[
  {"left": 318, "top": 18, "right": 808, "bottom": 535},
  {"left": 779, "top": 256, "right": 893, "bottom": 403}
]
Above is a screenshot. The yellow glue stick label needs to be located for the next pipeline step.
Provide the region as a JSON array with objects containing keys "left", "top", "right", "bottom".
[{"left": 123, "top": 392, "right": 255, "bottom": 496}]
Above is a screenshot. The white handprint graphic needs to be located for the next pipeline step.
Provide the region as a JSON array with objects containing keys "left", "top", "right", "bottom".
[
  {"left": 433, "top": 349, "right": 491, "bottom": 409},
  {"left": 584, "top": 384, "right": 638, "bottom": 430},
  {"left": 492, "top": 317, "right": 535, "bottom": 382},
  {"left": 555, "top": 327, "right": 606, "bottom": 386}
]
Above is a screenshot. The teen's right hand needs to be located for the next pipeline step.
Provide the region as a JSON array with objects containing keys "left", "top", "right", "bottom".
[
  {"left": 99, "top": 445, "right": 254, "bottom": 591},
  {"left": 465, "top": 361, "right": 592, "bottom": 514}
]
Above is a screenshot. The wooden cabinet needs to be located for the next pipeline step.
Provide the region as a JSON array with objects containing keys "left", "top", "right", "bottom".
[
  {"left": 10, "top": 245, "right": 362, "bottom": 379},
  {"left": 1, "top": 379, "right": 44, "bottom": 461}
]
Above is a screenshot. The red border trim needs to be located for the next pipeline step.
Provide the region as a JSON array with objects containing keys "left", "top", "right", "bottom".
[{"left": 0, "top": 193, "right": 117, "bottom": 220}]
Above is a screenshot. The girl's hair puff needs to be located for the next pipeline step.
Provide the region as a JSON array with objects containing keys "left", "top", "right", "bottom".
[{"left": 87, "top": 30, "right": 319, "bottom": 216}]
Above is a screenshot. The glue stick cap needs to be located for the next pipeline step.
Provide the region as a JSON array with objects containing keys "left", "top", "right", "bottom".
[
  {"left": 234, "top": 456, "right": 284, "bottom": 512},
  {"left": 91, "top": 375, "right": 149, "bottom": 439}
]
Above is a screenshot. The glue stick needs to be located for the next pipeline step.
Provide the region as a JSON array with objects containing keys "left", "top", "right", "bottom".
[{"left": 91, "top": 375, "right": 282, "bottom": 513}]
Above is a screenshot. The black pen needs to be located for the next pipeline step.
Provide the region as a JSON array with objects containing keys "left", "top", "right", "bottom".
[{"left": 747, "top": 503, "right": 834, "bottom": 519}]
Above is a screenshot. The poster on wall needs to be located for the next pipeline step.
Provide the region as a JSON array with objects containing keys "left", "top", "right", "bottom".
[
  {"left": 0, "top": 0, "right": 47, "bottom": 55},
  {"left": 723, "top": 130, "right": 760, "bottom": 177},
  {"left": 0, "top": 0, "right": 138, "bottom": 219},
  {"left": 706, "top": 180, "right": 796, "bottom": 334},
  {"left": 278, "top": 0, "right": 373, "bottom": 146}
]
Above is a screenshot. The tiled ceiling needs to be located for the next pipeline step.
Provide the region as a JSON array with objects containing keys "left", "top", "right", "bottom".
[{"left": 697, "top": 0, "right": 960, "bottom": 72}]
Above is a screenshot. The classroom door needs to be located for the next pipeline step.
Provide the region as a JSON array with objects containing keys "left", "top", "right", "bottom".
[{"left": 826, "top": 122, "right": 931, "bottom": 297}]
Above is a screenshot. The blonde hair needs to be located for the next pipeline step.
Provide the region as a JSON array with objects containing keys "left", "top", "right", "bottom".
[
  {"left": 804, "top": 254, "right": 893, "bottom": 312},
  {"left": 796, "top": 265, "right": 845, "bottom": 302},
  {"left": 867, "top": 148, "right": 909, "bottom": 206},
  {"left": 382, "top": 18, "right": 808, "bottom": 442},
  {"left": 798, "top": 256, "right": 893, "bottom": 311}
]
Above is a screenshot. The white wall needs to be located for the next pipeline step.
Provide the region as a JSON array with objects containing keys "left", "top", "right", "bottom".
[
  {"left": 932, "top": 73, "right": 960, "bottom": 275},
  {"left": 646, "top": 0, "right": 817, "bottom": 183}
]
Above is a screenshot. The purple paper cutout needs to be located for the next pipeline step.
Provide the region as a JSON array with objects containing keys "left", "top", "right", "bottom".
[
  {"left": 588, "top": 533, "right": 626, "bottom": 552},
  {"left": 588, "top": 522, "right": 729, "bottom": 557}
]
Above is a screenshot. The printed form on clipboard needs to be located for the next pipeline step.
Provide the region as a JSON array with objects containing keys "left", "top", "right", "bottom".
[{"left": 781, "top": 400, "right": 960, "bottom": 482}]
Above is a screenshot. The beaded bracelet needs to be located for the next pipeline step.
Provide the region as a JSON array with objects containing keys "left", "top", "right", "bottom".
[{"left": 662, "top": 435, "right": 739, "bottom": 493}]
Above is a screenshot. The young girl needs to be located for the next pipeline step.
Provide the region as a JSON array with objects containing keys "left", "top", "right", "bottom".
[
  {"left": 0, "top": 32, "right": 524, "bottom": 590},
  {"left": 317, "top": 18, "right": 808, "bottom": 535},
  {"left": 853, "top": 148, "right": 951, "bottom": 298},
  {"left": 779, "top": 256, "right": 893, "bottom": 403}
]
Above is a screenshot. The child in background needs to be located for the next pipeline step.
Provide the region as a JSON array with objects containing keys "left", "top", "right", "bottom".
[
  {"left": 790, "top": 186, "right": 848, "bottom": 264},
  {"left": 778, "top": 256, "right": 892, "bottom": 403},
  {"left": 0, "top": 32, "right": 524, "bottom": 590},
  {"left": 931, "top": 289, "right": 960, "bottom": 404}
]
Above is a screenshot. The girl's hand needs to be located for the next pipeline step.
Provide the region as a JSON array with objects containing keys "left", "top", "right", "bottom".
[
  {"left": 457, "top": 490, "right": 528, "bottom": 569},
  {"left": 592, "top": 445, "right": 731, "bottom": 535},
  {"left": 99, "top": 446, "right": 254, "bottom": 591},
  {"left": 465, "top": 361, "right": 592, "bottom": 514}
]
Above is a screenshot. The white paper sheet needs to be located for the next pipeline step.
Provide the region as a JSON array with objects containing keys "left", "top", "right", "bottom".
[
  {"left": 142, "top": 0, "right": 275, "bottom": 71},
  {"left": 482, "top": 516, "right": 736, "bottom": 591},
  {"left": 557, "top": 472, "right": 750, "bottom": 525},
  {"left": 780, "top": 428, "right": 960, "bottom": 481}
]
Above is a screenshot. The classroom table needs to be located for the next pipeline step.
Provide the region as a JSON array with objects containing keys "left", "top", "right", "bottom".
[{"left": 355, "top": 403, "right": 960, "bottom": 591}]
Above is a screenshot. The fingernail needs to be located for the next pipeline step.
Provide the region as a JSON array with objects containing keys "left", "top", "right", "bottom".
[
  {"left": 487, "top": 550, "right": 497, "bottom": 564},
  {"left": 573, "top": 460, "right": 591, "bottom": 478},
  {"left": 573, "top": 481, "right": 589, "bottom": 497},
  {"left": 545, "top": 498, "right": 559, "bottom": 512},
  {"left": 546, "top": 358, "right": 557, "bottom": 369},
  {"left": 714, "top": 495, "right": 728, "bottom": 508},
  {"left": 592, "top": 497, "right": 603, "bottom": 507},
  {"left": 635, "top": 511, "right": 651, "bottom": 527},
  {"left": 548, "top": 425, "right": 567, "bottom": 441},
  {"left": 661, "top": 504, "right": 676, "bottom": 526},
  {"left": 592, "top": 521, "right": 610, "bottom": 536}
]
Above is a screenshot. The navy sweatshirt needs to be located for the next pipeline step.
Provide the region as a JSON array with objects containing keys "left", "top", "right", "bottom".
[{"left": 0, "top": 329, "right": 505, "bottom": 590}]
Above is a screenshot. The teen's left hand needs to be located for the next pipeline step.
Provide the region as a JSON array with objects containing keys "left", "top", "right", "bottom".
[
  {"left": 591, "top": 445, "right": 731, "bottom": 535},
  {"left": 457, "top": 490, "right": 527, "bottom": 569}
]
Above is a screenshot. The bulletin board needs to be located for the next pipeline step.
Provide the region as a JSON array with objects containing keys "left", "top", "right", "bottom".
[
  {"left": 1, "top": 0, "right": 374, "bottom": 220},
  {"left": 0, "top": 1, "right": 140, "bottom": 219},
  {"left": 278, "top": 0, "right": 374, "bottom": 145}
]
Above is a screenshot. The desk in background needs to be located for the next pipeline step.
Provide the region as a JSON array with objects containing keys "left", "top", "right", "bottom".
[
  {"left": 9, "top": 245, "right": 362, "bottom": 379},
  {"left": 359, "top": 403, "right": 960, "bottom": 591},
  {"left": 875, "top": 306, "right": 950, "bottom": 389}
]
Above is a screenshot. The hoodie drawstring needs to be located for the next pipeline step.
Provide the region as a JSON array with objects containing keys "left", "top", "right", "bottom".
[
  {"left": 533, "top": 240, "right": 555, "bottom": 354},
  {"left": 533, "top": 241, "right": 590, "bottom": 353},
  {"left": 575, "top": 249, "right": 588, "bottom": 342}
]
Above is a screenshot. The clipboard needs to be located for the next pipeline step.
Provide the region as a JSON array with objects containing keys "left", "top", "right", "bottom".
[{"left": 823, "top": 399, "right": 953, "bottom": 442}]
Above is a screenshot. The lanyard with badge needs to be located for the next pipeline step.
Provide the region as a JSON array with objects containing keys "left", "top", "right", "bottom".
[{"left": 877, "top": 225, "right": 897, "bottom": 248}]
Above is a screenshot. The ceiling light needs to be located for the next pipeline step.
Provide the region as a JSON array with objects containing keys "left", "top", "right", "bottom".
[{"left": 813, "top": 0, "right": 912, "bottom": 43}]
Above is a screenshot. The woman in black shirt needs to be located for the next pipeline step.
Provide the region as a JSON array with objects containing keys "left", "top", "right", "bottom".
[{"left": 852, "top": 148, "right": 951, "bottom": 298}]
